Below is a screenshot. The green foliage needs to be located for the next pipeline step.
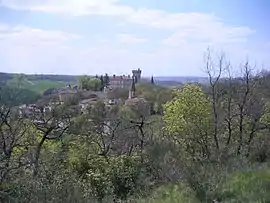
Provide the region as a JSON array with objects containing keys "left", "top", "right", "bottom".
[
  {"left": 79, "top": 76, "right": 102, "bottom": 91},
  {"left": 136, "top": 183, "right": 199, "bottom": 203},
  {"left": 2, "top": 63, "right": 270, "bottom": 203},
  {"left": 163, "top": 84, "right": 212, "bottom": 158},
  {"left": 0, "top": 86, "right": 40, "bottom": 106},
  {"left": 213, "top": 166, "right": 270, "bottom": 202},
  {"left": 261, "top": 101, "right": 270, "bottom": 125},
  {"left": 7, "top": 78, "right": 67, "bottom": 93},
  {"left": 103, "top": 73, "right": 110, "bottom": 88},
  {"left": 136, "top": 83, "right": 173, "bottom": 115},
  {"left": 109, "top": 156, "right": 142, "bottom": 200},
  {"left": 70, "top": 152, "right": 142, "bottom": 201},
  {"left": 163, "top": 84, "right": 211, "bottom": 134}
]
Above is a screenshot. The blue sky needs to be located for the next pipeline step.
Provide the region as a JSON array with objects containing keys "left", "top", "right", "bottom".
[{"left": 0, "top": 0, "right": 269, "bottom": 76}]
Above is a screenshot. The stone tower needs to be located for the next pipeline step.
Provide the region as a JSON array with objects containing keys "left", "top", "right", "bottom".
[
  {"left": 128, "top": 77, "right": 136, "bottom": 99},
  {"left": 132, "top": 68, "right": 142, "bottom": 83}
]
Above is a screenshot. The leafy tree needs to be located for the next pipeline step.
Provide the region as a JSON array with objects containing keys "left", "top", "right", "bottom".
[
  {"left": 79, "top": 76, "right": 102, "bottom": 91},
  {"left": 136, "top": 83, "right": 173, "bottom": 115},
  {"left": 163, "top": 84, "right": 212, "bottom": 159}
]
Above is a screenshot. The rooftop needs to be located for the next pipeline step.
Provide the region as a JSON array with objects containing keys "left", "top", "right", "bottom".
[{"left": 110, "top": 75, "right": 133, "bottom": 81}]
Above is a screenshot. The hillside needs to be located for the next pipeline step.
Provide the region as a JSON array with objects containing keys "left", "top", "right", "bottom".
[
  {"left": 1, "top": 72, "right": 77, "bottom": 94},
  {"left": 0, "top": 72, "right": 207, "bottom": 92}
]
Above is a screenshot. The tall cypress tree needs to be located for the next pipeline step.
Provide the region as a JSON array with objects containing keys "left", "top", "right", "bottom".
[
  {"left": 100, "top": 75, "right": 104, "bottom": 91},
  {"left": 104, "top": 73, "right": 110, "bottom": 88},
  {"left": 151, "top": 76, "right": 155, "bottom": 85}
]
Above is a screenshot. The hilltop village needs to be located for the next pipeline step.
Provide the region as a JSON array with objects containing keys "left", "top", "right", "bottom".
[{"left": 18, "top": 68, "right": 152, "bottom": 116}]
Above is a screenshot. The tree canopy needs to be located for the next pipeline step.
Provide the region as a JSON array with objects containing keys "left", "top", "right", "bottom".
[
  {"left": 79, "top": 76, "right": 102, "bottom": 91},
  {"left": 163, "top": 84, "right": 212, "bottom": 157}
]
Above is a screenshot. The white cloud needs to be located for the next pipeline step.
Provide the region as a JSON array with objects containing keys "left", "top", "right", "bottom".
[
  {"left": 162, "top": 21, "right": 254, "bottom": 47},
  {"left": 0, "top": 25, "right": 81, "bottom": 47},
  {"left": 117, "top": 33, "right": 147, "bottom": 44},
  {"left": 0, "top": 0, "right": 254, "bottom": 32},
  {"left": 0, "top": 24, "right": 155, "bottom": 75},
  {"left": 0, "top": 0, "right": 256, "bottom": 49},
  {"left": 0, "top": 0, "right": 133, "bottom": 16},
  {"left": 0, "top": 24, "right": 82, "bottom": 73},
  {"left": 0, "top": 23, "right": 268, "bottom": 77},
  {"left": 0, "top": 0, "right": 268, "bottom": 76}
]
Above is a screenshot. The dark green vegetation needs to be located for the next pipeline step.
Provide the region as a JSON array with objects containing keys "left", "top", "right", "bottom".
[
  {"left": 0, "top": 86, "right": 40, "bottom": 106},
  {"left": 1, "top": 55, "right": 270, "bottom": 202}
]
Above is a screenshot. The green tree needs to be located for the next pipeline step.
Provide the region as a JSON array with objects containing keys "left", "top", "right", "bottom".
[
  {"left": 151, "top": 76, "right": 155, "bottom": 85},
  {"left": 99, "top": 75, "right": 104, "bottom": 91},
  {"left": 79, "top": 76, "right": 102, "bottom": 91},
  {"left": 136, "top": 83, "right": 173, "bottom": 115},
  {"left": 104, "top": 73, "right": 110, "bottom": 88},
  {"left": 163, "top": 84, "right": 212, "bottom": 158}
]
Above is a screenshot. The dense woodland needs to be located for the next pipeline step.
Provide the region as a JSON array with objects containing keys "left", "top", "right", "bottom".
[{"left": 1, "top": 52, "right": 270, "bottom": 203}]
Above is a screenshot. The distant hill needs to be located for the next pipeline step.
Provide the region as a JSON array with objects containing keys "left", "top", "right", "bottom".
[
  {"left": 0, "top": 72, "right": 209, "bottom": 92},
  {"left": 144, "top": 76, "right": 208, "bottom": 88},
  {"left": 0, "top": 72, "right": 78, "bottom": 94},
  {"left": 154, "top": 76, "right": 208, "bottom": 84}
]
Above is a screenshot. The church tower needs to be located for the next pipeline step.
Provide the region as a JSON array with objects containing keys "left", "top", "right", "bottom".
[{"left": 128, "top": 77, "right": 136, "bottom": 99}]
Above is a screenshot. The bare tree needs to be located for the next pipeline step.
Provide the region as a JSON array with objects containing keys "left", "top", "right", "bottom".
[
  {"left": 204, "top": 48, "right": 225, "bottom": 149},
  {"left": 235, "top": 61, "right": 254, "bottom": 155},
  {"left": 31, "top": 105, "right": 71, "bottom": 176},
  {"left": 0, "top": 107, "right": 29, "bottom": 184}
]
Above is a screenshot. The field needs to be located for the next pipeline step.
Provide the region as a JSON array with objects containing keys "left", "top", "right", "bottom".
[{"left": 6, "top": 77, "right": 74, "bottom": 94}]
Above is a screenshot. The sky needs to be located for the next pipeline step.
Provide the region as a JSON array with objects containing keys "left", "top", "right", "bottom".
[{"left": 0, "top": 0, "right": 269, "bottom": 77}]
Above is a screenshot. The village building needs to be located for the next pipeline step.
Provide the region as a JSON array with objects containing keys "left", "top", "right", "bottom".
[{"left": 108, "top": 68, "right": 142, "bottom": 89}]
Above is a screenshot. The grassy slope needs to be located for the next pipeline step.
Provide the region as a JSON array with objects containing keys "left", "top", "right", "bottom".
[
  {"left": 7, "top": 78, "right": 69, "bottom": 94},
  {"left": 135, "top": 165, "right": 270, "bottom": 203}
]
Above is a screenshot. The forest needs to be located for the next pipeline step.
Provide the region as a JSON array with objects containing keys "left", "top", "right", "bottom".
[{"left": 1, "top": 51, "right": 270, "bottom": 203}]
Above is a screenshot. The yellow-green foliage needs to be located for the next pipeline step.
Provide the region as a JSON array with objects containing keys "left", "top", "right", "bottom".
[
  {"left": 163, "top": 84, "right": 212, "bottom": 150},
  {"left": 163, "top": 84, "right": 211, "bottom": 135},
  {"left": 261, "top": 101, "right": 270, "bottom": 125},
  {"left": 11, "top": 124, "right": 38, "bottom": 161}
]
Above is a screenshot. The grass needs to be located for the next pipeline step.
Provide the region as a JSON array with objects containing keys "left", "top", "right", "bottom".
[
  {"left": 134, "top": 183, "right": 199, "bottom": 203},
  {"left": 7, "top": 78, "right": 69, "bottom": 94},
  {"left": 214, "top": 166, "right": 270, "bottom": 202},
  {"left": 134, "top": 164, "right": 270, "bottom": 203}
]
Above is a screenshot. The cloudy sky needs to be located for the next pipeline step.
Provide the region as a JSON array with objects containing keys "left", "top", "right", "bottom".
[{"left": 0, "top": 0, "right": 269, "bottom": 76}]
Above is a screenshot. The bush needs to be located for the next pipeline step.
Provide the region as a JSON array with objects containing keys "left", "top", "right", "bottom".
[
  {"left": 135, "top": 183, "right": 199, "bottom": 203},
  {"left": 71, "top": 154, "right": 145, "bottom": 202},
  {"left": 213, "top": 166, "right": 270, "bottom": 202}
]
